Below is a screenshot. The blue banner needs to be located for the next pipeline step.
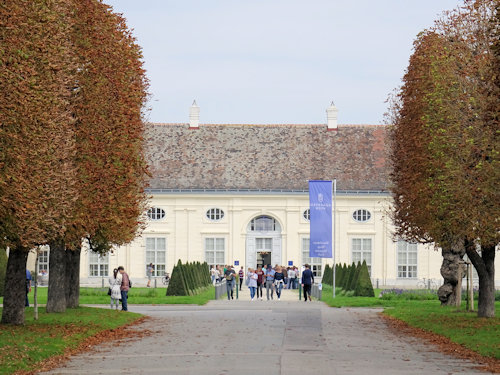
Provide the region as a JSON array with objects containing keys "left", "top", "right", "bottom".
[{"left": 309, "top": 180, "right": 332, "bottom": 258}]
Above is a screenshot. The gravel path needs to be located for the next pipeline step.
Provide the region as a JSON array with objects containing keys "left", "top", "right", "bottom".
[{"left": 43, "top": 290, "right": 488, "bottom": 375}]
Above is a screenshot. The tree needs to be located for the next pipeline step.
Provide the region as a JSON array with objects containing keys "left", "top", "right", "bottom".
[
  {"left": 388, "top": 0, "right": 499, "bottom": 317},
  {"left": 0, "top": 248, "right": 7, "bottom": 297},
  {"left": 0, "top": 0, "right": 77, "bottom": 324},
  {"left": 45, "top": 0, "right": 149, "bottom": 312}
]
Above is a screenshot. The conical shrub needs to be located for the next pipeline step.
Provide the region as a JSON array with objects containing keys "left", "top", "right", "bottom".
[
  {"left": 166, "top": 259, "right": 189, "bottom": 296},
  {"left": 354, "top": 260, "right": 375, "bottom": 297}
]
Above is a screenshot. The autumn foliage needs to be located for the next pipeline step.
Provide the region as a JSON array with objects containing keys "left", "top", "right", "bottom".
[
  {"left": 0, "top": 0, "right": 149, "bottom": 323},
  {"left": 388, "top": 0, "right": 499, "bottom": 317}
]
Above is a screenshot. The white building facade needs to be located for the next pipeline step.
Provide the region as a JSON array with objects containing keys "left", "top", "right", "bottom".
[{"left": 28, "top": 103, "right": 500, "bottom": 288}]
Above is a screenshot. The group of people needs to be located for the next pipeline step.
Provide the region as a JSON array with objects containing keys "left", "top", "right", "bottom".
[
  {"left": 108, "top": 266, "right": 130, "bottom": 311},
  {"left": 210, "top": 264, "right": 315, "bottom": 302}
]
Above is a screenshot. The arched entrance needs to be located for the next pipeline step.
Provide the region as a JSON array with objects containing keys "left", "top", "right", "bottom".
[{"left": 246, "top": 215, "right": 282, "bottom": 269}]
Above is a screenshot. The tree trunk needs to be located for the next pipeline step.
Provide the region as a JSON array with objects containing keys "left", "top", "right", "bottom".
[
  {"left": 65, "top": 247, "right": 81, "bottom": 308},
  {"left": 46, "top": 239, "right": 66, "bottom": 313},
  {"left": 437, "top": 244, "right": 465, "bottom": 306},
  {"left": 1, "top": 247, "right": 28, "bottom": 325},
  {"left": 466, "top": 242, "right": 496, "bottom": 318}
]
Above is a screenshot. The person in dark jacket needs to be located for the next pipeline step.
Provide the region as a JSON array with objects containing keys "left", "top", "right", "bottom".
[{"left": 301, "top": 264, "right": 314, "bottom": 302}]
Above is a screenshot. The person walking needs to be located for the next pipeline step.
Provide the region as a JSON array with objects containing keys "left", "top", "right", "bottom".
[
  {"left": 118, "top": 266, "right": 130, "bottom": 311},
  {"left": 287, "top": 267, "right": 296, "bottom": 289},
  {"left": 293, "top": 267, "right": 299, "bottom": 289},
  {"left": 247, "top": 268, "right": 258, "bottom": 301},
  {"left": 225, "top": 266, "right": 236, "bottom": 300},
  {"left": 25, "top": 269, "right": 32, "bottom": 307},
  {"left": 274, "top": 266, "right": 285, "bottom": 300},
  {"left": 210, "top": 265, "right": 217, "bottom": 285},
  {"left": 256, "top": 266, "right": 264, "bottom": 300},
  {"left": 109, "top": 268, "right": 122, "bottom": 310},
  {"left": 238, "top": 266, "right": 244, "bottom": 291},
  {"left": 265, "top": 264, "right": 275, "bottom": 300},
  {"left": 301, "top": 264, "right": 314, "bottom": 302},
  {"left": 146, "top": 263, "right": 154, "bottom": 288}
]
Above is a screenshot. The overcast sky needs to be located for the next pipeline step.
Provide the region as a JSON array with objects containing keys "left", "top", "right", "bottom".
[{"left": 106, "top": 0, "right": 460, "bottom": 125}]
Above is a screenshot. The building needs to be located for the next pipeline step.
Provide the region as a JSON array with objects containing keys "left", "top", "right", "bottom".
[{"left": 29, "top": 103, "right": 500, "bottom": 288}]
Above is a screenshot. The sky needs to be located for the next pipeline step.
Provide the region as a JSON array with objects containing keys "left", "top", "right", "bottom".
[{"left": 106, "top": 0, "right": 461, "bottom": 125}]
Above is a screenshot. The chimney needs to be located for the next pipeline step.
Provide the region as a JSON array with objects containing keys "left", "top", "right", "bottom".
[
  {"left": 326, "top": 101, "right": 338, "bottom": 130},
  {"left": 189, "top": 100, "right": 200, "bottom": 128}
]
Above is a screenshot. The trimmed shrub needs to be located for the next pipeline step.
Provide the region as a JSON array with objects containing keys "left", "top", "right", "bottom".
[
  {"left": 322, "top": 264, "right": 332, "bottom": 285},
  {"left": 166, "top": 260, "right": 189, "bottom": 296},
  {"left": 344, "top": 263, "right": 357, "bottom": 291},
  {"left": 0, "top": 248, "right": 7, "bottom": 297},
  {"left": 354, "top": 260, "right": 375, "bottom": 297},
  {"left": 166, "top": 260, "right": 212, "bottom": 296},
  {"left": 335, "top": 264, "right": 343, "bottom": 288},
  {"left": 348, "top": 262, "right": 362, "bottom": 291}
]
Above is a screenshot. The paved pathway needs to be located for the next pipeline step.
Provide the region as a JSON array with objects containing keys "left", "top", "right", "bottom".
[{"left": 44, "top": 288, "right": 488, "bottom": 375}]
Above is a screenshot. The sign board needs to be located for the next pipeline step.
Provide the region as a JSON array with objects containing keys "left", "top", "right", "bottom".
[
  {"left": 234, "top": 260, "right": 239, "bottom": 266},
  {"left": 309, "top": 180, "right": 333, "bottom": 258},
  {"left": 288, "top": 261, "right": 293, "bottom": 266}
]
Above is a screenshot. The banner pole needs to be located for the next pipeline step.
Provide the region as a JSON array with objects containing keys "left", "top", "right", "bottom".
[{"left": 333, "top": 178, "right": 336, "bottom": 299}]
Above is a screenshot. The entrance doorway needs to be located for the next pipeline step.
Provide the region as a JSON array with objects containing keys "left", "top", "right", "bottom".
[
  {"left": 256, "top": 238, "right": 272, "bottom": 268},
  {"left": 246, "top": 216, "right": 282, "bottom": 269}
]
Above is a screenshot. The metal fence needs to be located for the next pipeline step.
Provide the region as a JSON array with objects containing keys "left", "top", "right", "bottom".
[{"left": 214, "top": 279, "right": 227, "bottom": 300}]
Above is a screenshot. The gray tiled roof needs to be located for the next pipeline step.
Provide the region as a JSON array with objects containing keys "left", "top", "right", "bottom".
[{"left": 145, "top": 123, "right": 389, "bottom": 191}]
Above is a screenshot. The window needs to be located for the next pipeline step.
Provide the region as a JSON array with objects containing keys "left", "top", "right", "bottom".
[
  {"left": 303, "top": 209, "right": 310, "bottom": 221},
  {"left": 353, "top": 209, "right": 371, "bottom": 222},
  {"left": 37, "top": 247, "right": 49, "bottom": 273},
  {"left": 89, "top": 252, "right": 109, "bottom": 277},
  {"left": 147, "top": 207, "right": 165, "bottom": 221},
  {"left": 250, "top": 216, "right": 278, "bottom": 231},
  {"left": 205, "top": 238, "right": 225, "bottom": 266},
  {"left": 206, "top": 208, "right": 224, "bottom": 221},
  {"left": 397, "top": 241, "right": 417, "bottom": 278},
  {"left": 302, "top": 238, "right": 322, "bottom": 277},
  {"left": 146, "top": 238, "right": 166, "bottom": 276},
  {"left": 352, "top": 238, "right": 372, "bottom": 275}
]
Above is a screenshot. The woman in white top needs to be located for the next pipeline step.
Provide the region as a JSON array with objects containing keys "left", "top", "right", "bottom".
[
  {"left": 247, "top": 268, "right": 258, "bottom": 301},
  {"left": 109, "top": 268, "right": 122, "bottom": 310}
]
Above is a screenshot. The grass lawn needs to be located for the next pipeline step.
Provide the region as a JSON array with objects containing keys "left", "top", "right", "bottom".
[
  {"left": 321, "top": 285, "right": 500, "bottom": 359},
  {"left": 0, "top": 307, "right": 142, "bottom": 375},
  {"left": 0, "top": 286, "right": 215, "bottom": 306}
]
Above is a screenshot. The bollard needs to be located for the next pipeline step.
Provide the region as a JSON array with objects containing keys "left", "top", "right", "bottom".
[
  {"left": 299, "top": 283, "right": 302, "bottom": 301},
  {"left": 154, "top": 278, "right": 157, "bottom": 289},
  {"left": 102, "top": 277, "right": 104, "bottom": 288},
  {"left": 236, "top": 281, "right": 238, "bottom": 299},
  {"left": 376, "top": 279, "right": 379, "bottom": 289}
]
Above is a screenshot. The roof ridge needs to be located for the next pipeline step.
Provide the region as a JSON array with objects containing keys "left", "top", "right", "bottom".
[{"left": 147, "top": 122, "right": 386, "bottom": 127}]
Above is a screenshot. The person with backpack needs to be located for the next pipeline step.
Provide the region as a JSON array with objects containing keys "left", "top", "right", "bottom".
[
  {"left": 274, "top": 266, "right": 285, "bottom": 300},
  {"left": 224, "top": 266, "right": 236, "bottom": 300},
  {"left": 301, "top": 264, "right": 314, "bottom": 302},
  {"left": 238, "top": 266, "right": 244, "bottom": 291},
  {"left": 118, "top": 266, "right": 130, "bottom": 311}
]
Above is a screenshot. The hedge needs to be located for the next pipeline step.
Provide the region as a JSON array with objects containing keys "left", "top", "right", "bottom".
[{"left": 166, "top": 260, "right": 211, "bottom": 296}]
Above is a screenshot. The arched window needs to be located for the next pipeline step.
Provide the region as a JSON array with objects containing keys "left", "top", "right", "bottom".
[
  {"left": 303, "top": 209, "right": 310, "bottom": 221},
  {"left": 249, "top": 216, "right": 279, "bottom": 232},
  {"left": 147, "top": 207, "right": 166, "bottom": 221},
  {"left": 206, "top": 208, "right": 224, "bottom": 221},
  {"left": 352, "top": 209, "right": 371, "bottom": 222}
]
